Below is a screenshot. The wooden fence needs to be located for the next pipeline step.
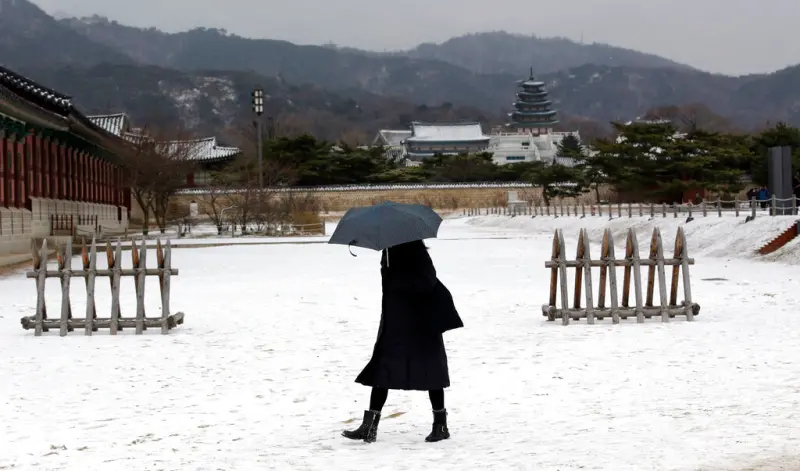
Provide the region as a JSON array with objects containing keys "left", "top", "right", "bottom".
[
  {"left": 20, "top": 238, "right": 185, "bottom": 336},
  {"left": 541, "top": 227, "right": 701, "bottom": 325},
  {"left": 464, "top": 196, "right": 799, "bottom": 219}
]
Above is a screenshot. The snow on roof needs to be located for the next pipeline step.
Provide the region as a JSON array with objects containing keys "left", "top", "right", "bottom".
[
  {"left": 375, "top": 130, "right": 412, "bottom": 147},
  {"left": 406, "top": 122, "right": 489, "bottom": 143},
  {"left": 87, "top": 113, "right": 129, "bottom": 136},
  {"left": 121, "top": 133, "right": 240, "bottom": 162}
]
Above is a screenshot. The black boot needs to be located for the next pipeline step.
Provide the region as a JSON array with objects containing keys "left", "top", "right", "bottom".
[
  {"left": 425, "top": 409, "right": 450, "bottom": 442},
  {"left": 342, "top": 410, "right": 380, "bottom": 443}
]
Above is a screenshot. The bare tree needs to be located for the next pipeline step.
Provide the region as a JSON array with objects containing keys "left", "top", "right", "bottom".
[
  {"left": 198, "top": 174, "right": 231, "bottom": 235},
  {"left": 122, "top": 127, "right": 196, "bottom": 235}
]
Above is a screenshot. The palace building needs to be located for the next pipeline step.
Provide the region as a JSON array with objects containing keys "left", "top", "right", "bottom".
[
  {"left": 86, "top": 113, "right": 241, "bottom": 187},
  {"left": 0, "top": 66, "right": 131, "bottom": 257},
  {"left": 505, "top": 68, "right": 559, "bottom": 135},
  {"left": 371, "top": 70, "right": 578, "bottom": 166}
]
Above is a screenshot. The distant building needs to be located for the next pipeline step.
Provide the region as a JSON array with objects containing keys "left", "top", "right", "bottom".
[
  {"left": 371, "top": 129, "right": 411, "bottom": 161},
  {"left": 367, "top": 70, "right": 579, "bottom": 166},
  {"left": 86, "top": 113, "right": 241, "bottom": 187},
  {"left": 404, "top": 122, "right": 490, "bottom": 161},
  {"left": 505, "top": 68, "right": 559, "bottom": 136},
  {"left": 488, "top": 70, "right": 579, "bottom": 165}
]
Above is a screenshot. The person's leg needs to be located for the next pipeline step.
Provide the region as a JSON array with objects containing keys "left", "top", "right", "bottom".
[
  {"left": 425, "top": 389, "right": 450, "bottom": 442},
  {"left": 370, "top": 387, "right": 389, "bottom": 411},
  {"left": 343, "top": 387, "right": 388, "bottom": 443},
  {"left": 428, "top": 389, "right": 444, "bottom": 410}
]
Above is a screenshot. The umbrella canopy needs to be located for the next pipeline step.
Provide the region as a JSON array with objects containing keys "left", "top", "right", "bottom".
[{"left": 328, "top": 201, "right": 443, "bottom": 251}]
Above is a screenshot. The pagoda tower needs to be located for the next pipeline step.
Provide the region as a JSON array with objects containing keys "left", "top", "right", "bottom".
[{"left": 506, "top": 68, "right": 558, "bottom": 135}]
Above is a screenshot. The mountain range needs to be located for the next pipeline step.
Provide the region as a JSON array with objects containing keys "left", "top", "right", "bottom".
[{"left": 1, "top": 0, "right": 799, "bottom": 142}]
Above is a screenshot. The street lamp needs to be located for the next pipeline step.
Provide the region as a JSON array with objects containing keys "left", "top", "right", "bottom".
[{"left": 252, "top": 86, "right": 264, "bottom": 188}]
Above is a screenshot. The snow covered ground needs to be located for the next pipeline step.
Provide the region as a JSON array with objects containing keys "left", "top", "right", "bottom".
[{"left": 1, "top": 215, "right": 800, "bottom": 470}]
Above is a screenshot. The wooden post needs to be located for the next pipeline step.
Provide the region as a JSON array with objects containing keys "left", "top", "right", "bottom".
[
  {"left": 108, "top": 240, "right": 122, "bottom": 334},
  {"left": 701, "top": 201, "right": 707, "bottom": 217},
  {"left": 734, "top": 197, "right": 740, "bottom": 217},
  {"left": 771, "top": 194, "right": 777, "bottom": 216},
  {"left": 678, "top": 227, "right": 694, "bottom": 321},
  {"left": 627, "top": 229, "right": 645, "bottom": 323},
  {"left": 580, "top": 229, "right": 595, "bottom": 325},
  {"left": 572, "top": 232, "right": 584, "bottom": 312},
  {"left": 653, "top": 228, "right": 669, "bottom": 322},
  {"left": 604, "top": 229, "right": 621, "bottom": 324},
  {"left": 158, "top": 239, "right": 173, "bottom": 334},
  {"left": 581, "top": 204, "right": 586, "bottom": 218},
  {"left": 547, "top": 230, "right": 559, "bottom": 322},
  {"left": 687, "top": 203, "right": 693, "bottom": 219},
  {"left": 83, "top": 238, "right": 98, "bottom": 335},
  {"left": 59, "top": 240, "right": 73, "bottom": 336},
  {"left": 32, "top": 239, "right": 48, "bottom": 336},
  {"left": 661, "top": 203, "right": 666, "bottom": 218},
  {"left": 717, "top": 197, "right": 722, "bottom": 217},
  {"left": 751, "top": 197, "right": 757, "bottom": 219},
  {"left": 133, "top": 239, "right": 147, "bottom": 334},
  {"left": 556, "top": 229, "right": 570, "bottom": 326},
  {"left": 638, "top": 203, "right": 643, "bottom": 217}
]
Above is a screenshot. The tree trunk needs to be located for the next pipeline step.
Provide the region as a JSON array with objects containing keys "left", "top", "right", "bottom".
[{"left": 593, "top": 184, "right": 601, "bottom": 204}]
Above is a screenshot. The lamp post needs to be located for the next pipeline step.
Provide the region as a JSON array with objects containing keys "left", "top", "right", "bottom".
[{"left": 252, "top": 86, "right": 264, "bottom": 188}]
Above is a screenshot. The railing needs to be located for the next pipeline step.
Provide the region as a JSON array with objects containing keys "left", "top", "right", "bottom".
[
  {"left": 0, "top": 211, "right": 27, "bottom": 235},
  {"left": 50, "top": 214, "right": 74, "bottom": 236},
  {"left": 464, "top": 197, "right": 800, "bottom": 219},
  {"left": 77, "top": 214, "right": 99, "bottom": 229}
]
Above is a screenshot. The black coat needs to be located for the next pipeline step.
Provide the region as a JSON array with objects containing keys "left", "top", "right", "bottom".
[{"left": 355, "top": 241, "right": 463, "bottom": 391}]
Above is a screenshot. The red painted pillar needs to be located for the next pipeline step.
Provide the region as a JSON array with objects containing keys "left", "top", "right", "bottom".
[
  {"left": 15, "top": 137, "right": 25, "bottom": 209},
  {"left": 103, "top": 162, "right": 111, "bottom": 204},
  {"left": 92, "top": 157, "right": 98, "bottom": 203},
  {"left": 101, "top": 161, "right": 108, "bottom": 204},
  {"left": 79, "top": 152, "right": 86, "bottom": 202},
  {"left": 51, "top": 140, "right": 60, "bottom": 200},
  {"left": 33, "top": 133, "right": 43, "bottom": 199},
  {"left": 56, "top": 143, "right": 64, "bottom": 199},
  {"left": 73, "top": 150, "right": 80, "bottom": 202},
  {"left": 41, "top": 136, "right": 50, "bottom": 199},
  {"left": 7, "top": 136, "right": 16, "bottom": 208},
  {"left": 25, "top": 133, "right": 35, "bottom": 201},
  {"left": 67, "top": 146, "right": 74, "bottom": 201},
  {"left": 0, "top": 131, "right": 6, "bottom": 208}
]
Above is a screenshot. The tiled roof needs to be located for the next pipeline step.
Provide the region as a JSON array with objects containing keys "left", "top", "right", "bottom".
[
  {"left": 87, "top": 113, "right": 129, "bottom": 136},
  {"left": 122, "top": 133, "right": 240, "bottom": 162},
  {"left": 376, "top": 130, "right": 412, "bottom": 147},
  {"left": 406, "top": 122, "right": 489, "bottom": 143},
  {"left": 0, "top": 65, "right": 72, "bottom": 114}
]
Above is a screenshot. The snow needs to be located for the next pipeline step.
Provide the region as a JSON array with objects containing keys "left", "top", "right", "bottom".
[
  {"left": 2, "top": 215, "right": 800, "bottom": 470},
  {"left": 407, "top": 122, "right": 489, "bottom": 143}
]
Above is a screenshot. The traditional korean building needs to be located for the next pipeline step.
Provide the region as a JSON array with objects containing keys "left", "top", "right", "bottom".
[
  {"left": 87, "top": 113, "right": 241, "bottom": 187},
  {"left": 371, "top": 129, "right": 412, "bottom": 161},
  {"left": 0, "top": 66, "right": 130, "bottom": 257},
  {"left": 404, "top": 122, "right": 490, "bottom": 161},
  {"left": 506, "top": 68, "right": 559, "bottom": 135}
]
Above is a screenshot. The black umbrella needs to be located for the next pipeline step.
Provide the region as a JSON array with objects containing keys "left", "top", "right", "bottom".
[{"left": 328, "top": 201, "right": 443, "bottom": 253}]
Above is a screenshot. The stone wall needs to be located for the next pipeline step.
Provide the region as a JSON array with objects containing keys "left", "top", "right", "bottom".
[
  {"left": 0, "top": 199, "right": 128, "bottom": 257},
  {"left": 161, "top": 185, "right": 611, "bottom": 220}
]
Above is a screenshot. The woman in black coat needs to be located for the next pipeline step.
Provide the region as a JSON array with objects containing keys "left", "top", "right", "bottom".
[{"left": 342, "top": 240, "right": 463, "bottom": 443}]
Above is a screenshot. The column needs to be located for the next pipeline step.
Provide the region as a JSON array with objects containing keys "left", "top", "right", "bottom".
[
  {"left": 72, "top": 149, "right": 79, "bottom": 202},
  {"left": 103, "top": 162, "right": 111, "bottom": 204},
  {"left": 33, "top": 133, "right": 43, "bottom": 199},
  {"left": 58, "top": 143, "right": 66, "bottom": 200},
  {"left": 78, "top": 152, "right": 86, "bottom": 202},
  {"left": 66, "top": 147, "right": 74, "bottom": 200},
  {"left": 89, "top": 156, "right": 97, "bottom": 203},
  {"left": 0, "top": 129, "right": 6, "bottom": 208},
  {"left": 101, "top": 161, "right": 108, "bottom": 204},
  {"left": 41, "top": 135, "right": 49, "bottom": 199},
  {"left": 51, "top": 140, "right": 60, "bottom": 200},
  {"left": 15, "top": 135, "right": 24, "bottom": 209}
]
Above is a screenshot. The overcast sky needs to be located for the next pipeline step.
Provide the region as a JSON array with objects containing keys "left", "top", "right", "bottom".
[{"left": 34, "top": 0, "right": 799, "bottom": 76}]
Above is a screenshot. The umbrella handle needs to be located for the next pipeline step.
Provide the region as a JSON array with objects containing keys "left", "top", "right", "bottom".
[{"left": 348, "top": 240, "right": 357, "bottom": 257}]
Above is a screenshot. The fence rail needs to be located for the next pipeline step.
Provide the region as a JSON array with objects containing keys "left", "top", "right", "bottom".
[
  {"left": 465, "top": 197, "right": 799, "bottom": 219},
  {"left": 542, "top": 227, "right": 700, "bottom": 325},
  {"left": 0, "top": 211, "right": 27, "bottom": 235},
  {"left": 20, "top": 237, "right": 185, "bottom": 336}
]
